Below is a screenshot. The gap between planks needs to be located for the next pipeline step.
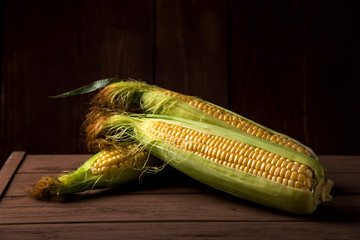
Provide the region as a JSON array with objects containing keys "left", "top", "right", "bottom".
[{"left": 0, "top": 152, "right": 26, "bottom": 198}]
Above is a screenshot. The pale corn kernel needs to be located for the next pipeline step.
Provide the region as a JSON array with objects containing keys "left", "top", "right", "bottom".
[
  {"left": 306, "top": 169, "right": 313, "bottom": 178},
  {"left": 303, "top": 178, "right": 312, "bottom": 189},
  {"left": 91, "top": 167, "right": 98, "bottom": 175}
]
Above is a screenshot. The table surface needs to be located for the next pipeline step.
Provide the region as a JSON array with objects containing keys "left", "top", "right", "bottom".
[{"left": 0, "top": 152, "right": 359, "bottom": 239}]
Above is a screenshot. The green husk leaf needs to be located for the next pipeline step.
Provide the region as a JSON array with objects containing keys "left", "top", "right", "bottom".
[
  {"left": 90, "top": 80, "right": 318, "bottom": 159},
  {"left": 50, "top": 78, "right": 123, "bottom": 98},
  {"left": 96, "top": 113, "right": 333, "bottom": 214},
  {"left": 28, "top": 145, "right": 160, "bottom": 200}
]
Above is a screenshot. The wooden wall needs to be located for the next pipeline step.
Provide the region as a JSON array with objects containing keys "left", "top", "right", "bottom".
[{"left": 1, "top": 0, "right": 359, "bottom": 168}]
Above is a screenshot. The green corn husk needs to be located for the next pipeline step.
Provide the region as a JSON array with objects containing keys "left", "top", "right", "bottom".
[
  {"left": 28, "top": 143, "right": 158, "bottom": 200},
  {"left": 92, "top": 113, "right": 332, "bottom": 214},
  {"left": 55, "top": 79, "right": 318, "bottom": 159}
]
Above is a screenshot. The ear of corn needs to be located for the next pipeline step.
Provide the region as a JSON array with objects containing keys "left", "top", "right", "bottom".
[
  {"left": 28, "top": 143, "right": 156, "bottom": 199},
  {"left": 96, "top": 113, "right": 333, "bottom": 214},
  {"left": 91, "top": 80, "right": 317, "bottom": 159}
]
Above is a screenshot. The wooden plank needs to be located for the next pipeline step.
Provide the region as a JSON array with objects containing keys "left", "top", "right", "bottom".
[
  {"left": 3, "top": 154, "right": 358, "bottom": 225},
  {"left": 6, "top": 168, "right": 360, "bottom": 197},
  {"left": 0, "top": 152, "right": 26, "bottom": 198},
  {"left": 229, "top": 0, "right": 306, "bottom": 144},
  {"left": 11, "top": 154, "right": 360, "bottom": 196},
  {"left": 17, "top": 154, "right": 359, "bottom": 173},
  {"left": 6, "top": 170, "right": 206, "bottom": 197},
  {"left": 155, "top": 0, "right": 228, "bottom": 107},
  {"left": 319, "top": 155, "right": 360, "bottom": 173},
  {"left": 0, "top": 192, "right": 358, "bottom": 225},
  {"left": 79, "top": 0, "right": 154, "bottom": 82},
  {"left": 0, "top": 222, "right": 359, "bottom": 240},
  {"left": 0, "top": 0, "right": 83, "bottom": 165},
  {"left": 17, "top": 155, "right": 92, "bottom": 173},
  {"left": 71, "top": 0, "right": 155, "bottom": 152},
  {"left": 303, "top": 0, "right": 360, "bottom": 154}
]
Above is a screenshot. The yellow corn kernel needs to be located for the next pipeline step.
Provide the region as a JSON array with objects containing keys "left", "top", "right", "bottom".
[
  {"left": 96, "top": 113, "right": 333, "bottom": 214},
  {"left": 146, "top": 121, "right": 314, "bottom": 191},
  {"left": 159, "top": 90, "right": 314, "bottom": 158},
  {"left": 90, "top": 144, "right": 149, "bottom": 175}
]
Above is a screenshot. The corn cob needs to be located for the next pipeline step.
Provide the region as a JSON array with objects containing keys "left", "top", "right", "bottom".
[
  {"left": 90, "top": 80, "right": 317, "bottom": 159},
  {"left": 95, "top": 113, "right": 333, "bottom": 214},
  {"left": 28, "top": 143, "right": 155, "bottom": 199}
]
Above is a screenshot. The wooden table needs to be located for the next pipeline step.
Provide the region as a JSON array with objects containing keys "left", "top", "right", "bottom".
[{"left": 0, "top": 152, "right": 359, "bottom": 239}]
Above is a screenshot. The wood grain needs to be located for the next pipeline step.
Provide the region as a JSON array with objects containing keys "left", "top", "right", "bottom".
[
  {"left": 1, "top": 222, "right": 359, "bottom": 240},
  {"left": 15, "top": 154, "right": 360, "bottom": 173},
  {"left": 8, "top": 155, "right": 360, "bottom": 197},
  {"left": 1, "top": 193, "right": 358, "bottom": 225},
  {"left": 155, "top": 0, "right": 228, "bottom": 107},
  {"left": 79, "top": 0, "right": 154, "bottom": 82},
  {"left": 0, "top": 152, "right": 26, "bottom": 198},
  {"left": 1, "top": 0, "right": 359, "bottom": 174},
  {"left": 303, "top": 0, "right": 360, "bottom": 154},
  {"left": 0, "top": 153, "right": 359, "bottom": 239},
  {"left": 17, "top": 155, "right": 92, "bottom": 173},
  {"left": 229, "top": 0, "right": 305, "bottom": 143},
  {"left": 0, "top": 0, "right": 83, "bottom": 165}
]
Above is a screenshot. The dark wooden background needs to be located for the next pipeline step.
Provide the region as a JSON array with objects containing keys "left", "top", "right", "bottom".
[{"left": 1, "top": 0, "right": 359, "bottom": 169}]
